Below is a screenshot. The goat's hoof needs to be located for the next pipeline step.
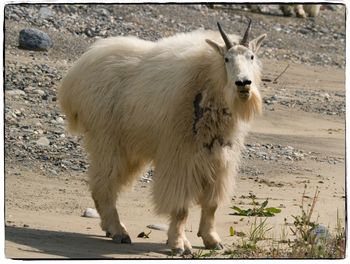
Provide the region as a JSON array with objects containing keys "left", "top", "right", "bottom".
[
  {"left": 216, "top": 243, "right": 224, "bottom": 250},
  {"left": 172, "top": 248, "right": 184, "bottom": 256},
  {"left": 205, "top": 242, "right": 223, "bottom": 250},
  {"left": 183, "top": 248, "right": 192, "bottom": 255},
  {"left": 172, "top": 247, "right": 192, "bottom": 256},
  {"left": 106, "top": 231, "right": 111, "bottom": 237},
  {"left": 213, "top": 243, "right": 224, "bottom": 250},
  {"left": 112, "top": 234, "right": 132, "bottom": 244}
]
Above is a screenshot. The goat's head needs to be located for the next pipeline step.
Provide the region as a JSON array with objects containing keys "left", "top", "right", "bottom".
[{"left": 206, "top": 19, "right": 266, "bottom": 101}]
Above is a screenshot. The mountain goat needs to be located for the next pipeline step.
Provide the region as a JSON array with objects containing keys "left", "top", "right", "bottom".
[
  {"left": 59, "top": 19, "right": 266, "bottom": 255},
  {"left": 280, "top": 4, "right": 321, "bottom": 18},
  {"left": 248, "top": 4, "right": 321, "bottom": 18}
]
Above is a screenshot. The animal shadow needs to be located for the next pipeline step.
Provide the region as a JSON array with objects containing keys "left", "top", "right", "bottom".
[{"left": 5, "top": 226, "right": 170, "bottom": 259}]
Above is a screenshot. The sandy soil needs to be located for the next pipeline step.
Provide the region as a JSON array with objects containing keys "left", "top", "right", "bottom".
[
  {"left": 4, "top": 4, "right": 346, "bottom": 260},
  {"left": 5, "top": 60, "right": 345, "bottom": 259}
]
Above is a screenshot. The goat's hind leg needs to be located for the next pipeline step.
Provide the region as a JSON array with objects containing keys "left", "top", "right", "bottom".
[{"left": 89, "top": 156, "right": 132, "bottom": 244}]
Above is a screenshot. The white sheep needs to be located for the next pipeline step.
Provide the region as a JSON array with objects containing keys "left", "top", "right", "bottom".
[{"left": 59, "top": 20, "right": 266, "bottom": 255}]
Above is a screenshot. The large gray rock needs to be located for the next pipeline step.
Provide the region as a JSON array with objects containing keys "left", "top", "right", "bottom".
[{"left": 19, "top": 28, "right": 53, "bottom": 51}]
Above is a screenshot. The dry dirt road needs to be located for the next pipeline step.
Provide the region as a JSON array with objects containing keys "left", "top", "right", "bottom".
[{"left": 5, "top": 60, "right": 345, "bottom": 259}]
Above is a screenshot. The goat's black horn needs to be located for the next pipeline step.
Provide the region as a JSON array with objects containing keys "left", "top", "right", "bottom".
[
  {"left": 240, "top": 18, "right": 252, "bottom": 47},
  {"left": 217, "top": 22, "right": 233, "bottom": 50}
]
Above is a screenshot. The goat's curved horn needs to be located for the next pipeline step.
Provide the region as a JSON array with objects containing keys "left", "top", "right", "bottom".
[
  {"left": 240, "top": 18, "right": 252, "bottom": 47},
  {"left": 217, "top": 22, "right": 233, "bottom": 50}
]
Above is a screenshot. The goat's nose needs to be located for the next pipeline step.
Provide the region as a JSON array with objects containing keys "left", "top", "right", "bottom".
[
  {"left": 236, "top": 79, "right": 251, "bottom": 100},
  {"left": 235, "top": 80, "right": 252, "bottom": 87}
]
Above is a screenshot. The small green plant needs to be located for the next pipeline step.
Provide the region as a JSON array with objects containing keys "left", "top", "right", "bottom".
[
  {"left": 288, "top": 186, "right": 346, "bottom": 258},
  {"left": 224, "top": 240, "right": 263, "bottom": 258},
  {"left": 289, "top": 187, "right": 320, "bottom": 244},
  {"left": 249, "top": 217, "right": 272, "bottom": 244},
  {"left": 224, "top": 186, "right": 346, "bottom": 259},
  {"left": 231, "top": 194, "right": 281, "bottom": 217},
  {"left": 192, "top": 249, "right": 218, "bottom": 259},
  {"left": 279, "top": 225, "right": 289, "bottom": 243}
]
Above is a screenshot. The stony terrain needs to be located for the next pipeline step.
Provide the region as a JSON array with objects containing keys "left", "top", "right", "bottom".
[{"left": 4, "top": 4, "right": 346, "bottom": 259}]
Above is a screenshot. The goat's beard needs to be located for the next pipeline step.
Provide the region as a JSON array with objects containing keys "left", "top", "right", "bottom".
[{"left": 233, "top": 89, "right": 262, "bottom": 122}]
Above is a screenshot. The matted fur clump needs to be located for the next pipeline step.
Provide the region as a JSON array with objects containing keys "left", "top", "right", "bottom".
[{"left": 59, "top": 20, "right": 266, "bottom": 254}]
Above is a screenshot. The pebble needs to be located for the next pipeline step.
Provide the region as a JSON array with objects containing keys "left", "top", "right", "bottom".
[
  {"left": 14, "top": 109, "right": 22, "bottom": 116},
  {"left": 320, "top": 93, "right": 330, "bottom": 99},
  {"left": 82, "top": 208, "right": 100, "bottom": 218},
  {"left": 6, "top": 89, "right": 26, "bottom": 96},
  {"left": 48, "top": 169, "right": 58, "bottom": 175},
  {"left": 36, "top": 136, "right": 50, "bottom": 146},
  {"left": 19, "top": 28, "right": 53, "bottom": 51},
  {"left": 39, "top": 7, "right": 54, "bottom": 19},
  {"left": 147, "top": 223, "right": 169, "bottom": 231},
  {"left": 312, "top": 225, "right": 330, "bottom": 241},
  {"left": 33, "top": 89, "right": 45, "bottom": 96},
  {"left": 335, "top": 92, "right": 345, "bottom": 98},
  {"left": 56, "top": 117, "right": 64, "bottom": 124}
]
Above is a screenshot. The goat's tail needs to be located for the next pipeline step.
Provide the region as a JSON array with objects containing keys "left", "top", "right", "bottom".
[
  {"left": 58, "top": 81, "right": 84, "bottom": 135},
  {"left": 64, "top": 110, "right": 82, "bottom": 135}
]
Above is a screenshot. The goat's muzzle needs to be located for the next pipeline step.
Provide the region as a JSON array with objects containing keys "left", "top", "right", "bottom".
[{"left": 235, "top": 80, "right": 252, "bottom": 100}]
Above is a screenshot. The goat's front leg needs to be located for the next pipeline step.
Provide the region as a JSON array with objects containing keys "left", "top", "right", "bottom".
[
  {"left": 197, "top": 203, "right": 223, "bottom": 250},
  {"left": 167, "top": 209, "right": 192, "bottom": 255}
]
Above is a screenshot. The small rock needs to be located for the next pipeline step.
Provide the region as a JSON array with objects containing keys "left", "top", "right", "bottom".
[
  {"left": 147, "top": 223, "right": 169, "bottom": 231},
  {"left": 299, "top": 28, "right": 310, "bottom": 35},
  {"left": 39, "top": 7, "right": 54, "bottom": 19},
  {"left": 19, "top": 28, "right": 53, "bottom": 51},
  {"left": 82, "top": 208, "right": 100, "bottom": 218},
  {"left": 36, "top": 136, "right": 50, "bottom": 146},
  {"left": 97, "top": 8, "right": 110, "bottom": 17},
  {"left": 33, "top": 89, "right": 45, "bottom": 96},
  {"left": 335, "top": 92, "right": 345, "bottom": 98},
  {"left": 312, "top": 225, "right": 330, "bottom": 241},
  {"left": 320, "top": 93, "right": 330, "bottom": 99},
  {"left": 56, "top": 117, "right": 64, "bottom": 124},
  {"left": 48, "top": 169, "right": 58, "bottom": 175},
  {"left": 273, "top": 25, "right": 282, "bottom": 32},
  {"left": 35, "top": 121, "right": 42, "bottom": 127},
  {"left": 6, "top": 89, "right": 26, "bottom": 96},
  {"left": 191, "top": 5, "right": 203, "bottom": 11}
]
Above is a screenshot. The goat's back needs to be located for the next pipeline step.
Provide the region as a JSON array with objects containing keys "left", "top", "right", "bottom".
[{"left": 58, "top": 30, "right": 234, "bottom": 144}]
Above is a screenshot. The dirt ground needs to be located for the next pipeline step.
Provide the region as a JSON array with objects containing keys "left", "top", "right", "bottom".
[{"left": 3, "top": 4, "right": 346, "bottom": 260}]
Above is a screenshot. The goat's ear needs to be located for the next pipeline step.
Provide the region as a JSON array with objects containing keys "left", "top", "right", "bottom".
[
  {"left": 249, "top": 34, "right": 266, "bottom": 53},
  {"left": 206, "top": 39, "right": 225, "bottom": 55}
]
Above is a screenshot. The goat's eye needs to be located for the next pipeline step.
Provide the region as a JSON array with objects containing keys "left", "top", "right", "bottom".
[
  {"left": 250, "top": 55, "right": 254, "bottom": 60},
  {"left": 225, "top": 58, "right": 229, "bottom": 63}
]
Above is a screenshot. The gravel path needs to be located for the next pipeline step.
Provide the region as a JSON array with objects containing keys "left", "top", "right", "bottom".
[{"left": 4, "top": 3, "right": 345, "bottom": 178}]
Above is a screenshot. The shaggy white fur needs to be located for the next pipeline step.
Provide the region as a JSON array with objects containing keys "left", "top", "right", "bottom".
[{"left": 59, "top": 25, "right": 265, "bottom": 254}]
